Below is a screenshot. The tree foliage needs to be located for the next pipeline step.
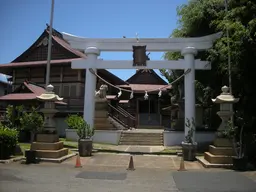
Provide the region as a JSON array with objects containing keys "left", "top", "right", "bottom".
[{"left": 161, "top": 0, "right": 256, "bottom": 119}]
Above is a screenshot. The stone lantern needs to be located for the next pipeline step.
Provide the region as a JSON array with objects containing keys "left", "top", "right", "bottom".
[
  {"left": 198, "top": 86, "right": 240, "bottom": 167},
  {"left": 212, "top": 85, "right": 239, "bottom": 133},
  {"left": 29, "top": 84, "right": 69, "bottom": 161},
  {"left": 36, "top": 84, "right": 63, "bottom": 133}
]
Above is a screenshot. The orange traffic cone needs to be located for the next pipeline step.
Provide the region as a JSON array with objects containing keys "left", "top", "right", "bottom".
[
  {"left": 127, "top": 155, "right": 135, "bottom": 171},
  {"left": 178, "top": 156, "right": 186, "bottom": 171},
  {"left": 75, "top": 154, "right": 82, "bottom": 168}
]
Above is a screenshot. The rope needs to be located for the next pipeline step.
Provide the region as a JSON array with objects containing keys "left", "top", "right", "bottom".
[{"left": 89, "top": 68, "right": 191, "bottom": 93}]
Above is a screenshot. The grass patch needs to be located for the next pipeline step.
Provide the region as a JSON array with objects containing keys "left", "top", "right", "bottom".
[
  {"left": 160, "top": 148, "right": 181, "bottom": 154},
  {"left": 60, "top": 138, "right": 115, "bottom": 150}
]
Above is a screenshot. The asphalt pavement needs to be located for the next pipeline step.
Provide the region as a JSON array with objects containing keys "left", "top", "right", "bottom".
[{"left": 1, "top": 157, "right": 256, "bottom": 192}]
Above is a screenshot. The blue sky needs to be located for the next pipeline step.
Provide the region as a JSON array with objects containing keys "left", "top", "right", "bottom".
[{"left": 0, "top": 0, "right": 188, "bottom": 82}]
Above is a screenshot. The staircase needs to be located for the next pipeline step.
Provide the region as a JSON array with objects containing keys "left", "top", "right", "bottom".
[
  {"left": 119, "top": 131, "right": 163, "bottom": 146},
  {"left": 107, "top": 103, "right": 136, "bottom": 130}
]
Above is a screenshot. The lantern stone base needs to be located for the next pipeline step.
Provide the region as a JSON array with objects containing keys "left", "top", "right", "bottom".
[
  {"left": 30, "top": 134, "right": 69, "bottom": 160},
  {"left": 197, "top": 138, "right": 234, "bottom": 168},
  {"left": 94, "top": 99, "right": 116, "bottom": 130}
]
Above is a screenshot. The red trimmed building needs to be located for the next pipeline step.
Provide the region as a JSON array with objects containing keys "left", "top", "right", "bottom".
[
  {"left": 0, "top": 25, "right": 173, "bottom": 136},
  {"left": 0, "top": 26, "right": 127, "bottom": 136}
]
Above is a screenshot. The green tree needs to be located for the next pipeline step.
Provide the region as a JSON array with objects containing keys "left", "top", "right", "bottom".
[
  {"left": 20, "top": 107, "right": 44, "bottom": 143},
  {"left": 161, "top": 0, "right": 256, "bottom": 120}
]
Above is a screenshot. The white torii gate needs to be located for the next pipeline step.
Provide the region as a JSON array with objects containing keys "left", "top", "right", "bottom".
[{"left": 62, "top": 32, "right": 221, "bottom": 141}]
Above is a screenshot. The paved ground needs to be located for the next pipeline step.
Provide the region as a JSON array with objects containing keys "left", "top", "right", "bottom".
[
  {"left": 63, "top": 153, "right": 202, "bottom": 170},
  {"left": 1, "top": 153, "right": 256, "bottom": 192},
  {"left": 98, "top": 145, "right": 168, "bottom": 153}
]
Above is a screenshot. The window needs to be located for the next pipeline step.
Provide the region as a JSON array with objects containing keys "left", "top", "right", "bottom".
[
  {"left": 61, "top": 84, "right": 77, "bottom": 98},
  {"left": 54, "top": 85, "right": 60, "bottom": 95},
  {"left": 70, "top": 85, "right": 76, "bottom": 97},
  {"left": 63, "top": 85, "right": 70, "bottom": 97},
  {"left": 80, "top": 85, "right": 85, "bottom": 97},
  {"left": 139, "top": 100, "right": 156, "bottom": 113}
]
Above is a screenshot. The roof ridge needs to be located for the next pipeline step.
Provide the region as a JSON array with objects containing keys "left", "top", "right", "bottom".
[
  {"left": 46, "top": 24, "right": 63, "bottom": 39},
  {"left": 26, "top": 81, "right": 45, "bottom": 89}
]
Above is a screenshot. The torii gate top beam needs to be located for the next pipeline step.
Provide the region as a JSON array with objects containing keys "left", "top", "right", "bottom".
[{"left": 62, "top": 32, "right": 222, "bottom": 52}]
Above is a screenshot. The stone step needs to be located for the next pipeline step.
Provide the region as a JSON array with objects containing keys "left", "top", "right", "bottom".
[
  {"left": 120, "top": 138, "right": 163, "bottom": 141},
  {"left": 209, "top": 145, "right": 234, "bottom": 156},
  {"left": 213, "top": 138, "right": 232, "bottom": 147},
  {"left": 36, "top": 134, "right": 59, "bottom": 143},
  {"left": 119, "top": 142, "right": 163, "bottom": 146},
  {"left": 35, "top": 148, "right": 69, "bottom": 159},
  {"left": 121, "top": 133, "right": 163, "bottom": 136},
  {"left": 120, "top": 140, "right": 163, "bottom": 142},
  {"left": 204, "top": 152, "right": 233, "bottom": 164},
  {"left": 137, "top": 126, "right": 164, "bottom": 129},
  {"left": 119, "top": 135, "right": 163, "bottom": 139},
  {"left": 119, "top": 132, "right": 163, "bottom": 145},
  {"left": 31, "top": 141, "right": 64, "bottom": 151}
]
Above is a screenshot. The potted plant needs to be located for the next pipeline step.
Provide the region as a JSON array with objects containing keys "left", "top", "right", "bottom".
[
  {"left": 76, "top": 119, "right": 94, "bottom": 157},
  {"left": 20, "top": 107, "right": 44, "bottom": 164},
  {"left": 225, "top": 113, "right": 253, "bottom": 171},
  {"left": 181, "top": 118, "right": 197, "bottom": 161},
  {"left": 65, "top": 114, "right": 81, "bottom": 141}
]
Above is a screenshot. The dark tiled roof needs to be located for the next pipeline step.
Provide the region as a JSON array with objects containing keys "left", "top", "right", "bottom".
[
  {"left": 51, "top": 32, "right": 86, "bottom": 59},
  {"left": 126, "top": 69, "right": 167, "bottom": 85},
  {"left": 0, "top": 58, "right": 83, "bottom": 68},
  {"left": 0, "top": 26, "right": 127, "bottom": 86}
]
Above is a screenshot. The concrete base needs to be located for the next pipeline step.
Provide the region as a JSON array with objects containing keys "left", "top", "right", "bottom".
[
  {"left": 36, "top": 134, "right": 59, "bottom": 143},
  {"left": 32, "top": 134, "right": 69, "bottom": 160},
  {"left": 197, "top": 156, "right": 233, "bottom": 168},
  {"left": 163, "top": 131, "right": 216, "bottom": 146},
  {"left": 204, "top": 152, "right": 233, "bottom": 164},
  {"left": 36, "top": 148, "right": 69, "bottom": 159},
  {"left": 202, "top": 138, "right": 234, "bottom": 166},
  {"left": 31, "top": 141, "right": 64, "bottom": 151},
  {"left": 65, "top": 129, "right": 78, "bottom": 141},
  {"left": 214, "top": 138, "right": 233, "bottom": 147},
  {"left": 93, "top": 130, "right": 121, "bottom": 145},
  {"left": 37, "top": 153, "right": 76, "bottom": 163}
]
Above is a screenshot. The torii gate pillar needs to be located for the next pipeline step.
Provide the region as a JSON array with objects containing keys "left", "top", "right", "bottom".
[
  {"left": 83, "top": 47, "right": 99, "bottom": 127},
  {"left": 182, "top": 47, "right": 197, "bottom": 141}
]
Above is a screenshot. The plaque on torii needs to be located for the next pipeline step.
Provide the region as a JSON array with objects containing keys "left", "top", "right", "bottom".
[{"left": 132, "top": 45, "right": 149, "bottom": 66}]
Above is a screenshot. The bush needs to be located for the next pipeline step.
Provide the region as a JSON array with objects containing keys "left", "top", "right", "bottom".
[
  {"left": 65, "top": 114, "right": 94, "bottom": 139},
  {"left": 0, "top": 125, "right": 18, "bottom": 159},
  {"left": 65, "top": 114, "right": 83, "bottom": 129}
]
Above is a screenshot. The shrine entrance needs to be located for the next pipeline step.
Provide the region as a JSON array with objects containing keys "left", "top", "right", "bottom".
[
  {"left": 138, "top": 97, "right": 160, "bottom": 127},
  {"left": 62, "top": 32, "right": 221, "bottom": 141}
]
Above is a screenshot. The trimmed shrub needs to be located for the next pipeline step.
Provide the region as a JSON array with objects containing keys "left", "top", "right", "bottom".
[
  {"left": 65, "top": 114, "right": 83, "bottom": 129},
  {"left": 0, "top": 125, "right": 18, "bottom": 159}
]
